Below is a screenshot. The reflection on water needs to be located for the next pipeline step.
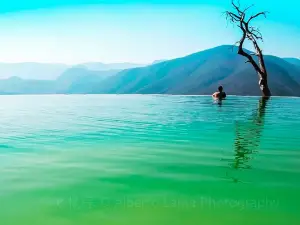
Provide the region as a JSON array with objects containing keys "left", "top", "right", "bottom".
[
  {"left": 227, "top": 97, "right": 269, "bottom": 182},
  {"left": 0, "top": 95, "right": 300, "bottom": 225}
]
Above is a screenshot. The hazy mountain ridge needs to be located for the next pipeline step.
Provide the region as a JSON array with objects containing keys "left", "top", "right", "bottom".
[
  {"left": 0, "top": 68, "right": 119, "bottom": 94},
  {"left": 0, "top": 62, "right": 144, "bottom": 80},
  {"left": 0, "top": 45, "right": 299, "bottom": 96},
  {"left": 77, "top": 62, "right": 146, "bottom": 71},
  {"left": 0, "top": 63, "right": 68, "bottom": 80},
  {"left": 151, "top": 60, "right": 167, "bottom": 65},
  {"left": 284, "top": 58, "right": 300, "bottom": 68}
]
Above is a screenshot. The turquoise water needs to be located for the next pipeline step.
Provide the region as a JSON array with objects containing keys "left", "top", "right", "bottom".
[{"left": 0, "top": 95, "right": 300, "bottom": 225}]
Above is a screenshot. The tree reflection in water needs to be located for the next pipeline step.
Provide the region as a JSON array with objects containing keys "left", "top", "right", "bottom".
[{"left": 226, "top": 97, "right": 270, "bottom": 183}]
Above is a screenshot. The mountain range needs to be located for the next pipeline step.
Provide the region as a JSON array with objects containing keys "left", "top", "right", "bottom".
[
  {"left": 0, "top": 45, "right": 299, "bottom": 96},
  {"left": 0, "top": 62, "right": 144, "bottom": 80}
]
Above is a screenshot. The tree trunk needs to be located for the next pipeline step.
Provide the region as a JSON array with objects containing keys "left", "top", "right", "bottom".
[
  {"left": 255, "top": 39, "right": 271, "bottom": 97},
  {"left": 258, "top": 74, "right": 271, "bottom": 97}
]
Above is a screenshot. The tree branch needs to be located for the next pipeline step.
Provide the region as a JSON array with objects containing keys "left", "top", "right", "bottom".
[
  {"left": 232, "top": 0, "right": 243, "bottom": 16},
  {"left": 226, "top": 11, "right": 242, "bottom": 24},
  {"left": 248, "top": 26, "right": 263, "bottom": 41},
  {"left": 231, "top": 7, "right": 263, "bottom": 75},
  {"left": 225, "top": 0, "right": 271, "bottom": 96},
  {"left": 243, "top": 4, "right": 254, "bottom": 13},
  {"left": 247, "top": 11, "right": 268, "bottom": 23}
]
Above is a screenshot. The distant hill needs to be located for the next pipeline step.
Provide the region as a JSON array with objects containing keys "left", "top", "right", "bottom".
[
  {"left": 0, "top": 45, "right": 299, "bottom": 96},
  {"left": 0, "top": 76, "right": 55, "bottom": 94},
  {"left": 0, "top": 62, "right": 144, "bottom": 80},
  {"left": 77, "top": 62, "right": 145, "bottom": 71},
  {"left": 0, "top": 67, "right": 118, "bottom": 94},
  {"left": 56, "top": 67, "right": 119, "bottom": 94},
  {"left": 0, "top": 63, "right": 68, "bottom": 80},
  {"left": 284, "top": 58, "right": 300, "bottom": 67},
  {"left": 152, "top": 60, "right": 167, "bottom": 65},
  {"left": 92, "top": 45, "right": 300, "bottom": 96}
]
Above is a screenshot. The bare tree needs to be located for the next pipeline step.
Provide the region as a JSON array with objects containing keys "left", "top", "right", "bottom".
[{"left": 226, "top": 0, "right": 271, "bottom": 97}]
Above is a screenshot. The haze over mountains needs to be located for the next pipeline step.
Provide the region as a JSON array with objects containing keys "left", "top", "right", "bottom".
[
  {"left": 77, "top": 62, "right": 146, "bottom": 71},
  {"left": 0, "top": 45, "right": 299, "bottom": 96},
  {"left": 0, "top": 63, "right": 68, "bottom": 80},
  {"left": 0, "top": 62, "right": 144, "bottom": 80}
]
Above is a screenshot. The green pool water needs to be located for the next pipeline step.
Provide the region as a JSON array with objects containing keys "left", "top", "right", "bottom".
[{"left": 0, "top": 95, "right": 299, "bottom": 225}]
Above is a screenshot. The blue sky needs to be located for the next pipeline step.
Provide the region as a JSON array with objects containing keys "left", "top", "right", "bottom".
[{"left": 0, "top": 0, "right": 299, "bottom": 64}]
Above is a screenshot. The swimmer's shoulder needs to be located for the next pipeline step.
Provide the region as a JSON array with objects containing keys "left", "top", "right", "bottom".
[{"left": 212, "top": 92, "right": 219, "bottom": 97}]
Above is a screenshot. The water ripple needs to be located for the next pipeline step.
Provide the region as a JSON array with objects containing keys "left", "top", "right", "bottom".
[{"left": 0, "top": 95, "right": 300, "bottom": 224}]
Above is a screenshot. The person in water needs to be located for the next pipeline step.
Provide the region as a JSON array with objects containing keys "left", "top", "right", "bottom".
[{"left": 212, "top": 86, "right": 226, "bottom": 99}]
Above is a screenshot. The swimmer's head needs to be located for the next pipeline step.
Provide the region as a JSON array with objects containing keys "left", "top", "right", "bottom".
[{"left": 218, "top": 86, "right": 223, "bottom": 92}]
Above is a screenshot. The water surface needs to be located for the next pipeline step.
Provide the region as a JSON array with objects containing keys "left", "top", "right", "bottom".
[{"left": 0, "top": 95, "right": 300, "bottom": 225}]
